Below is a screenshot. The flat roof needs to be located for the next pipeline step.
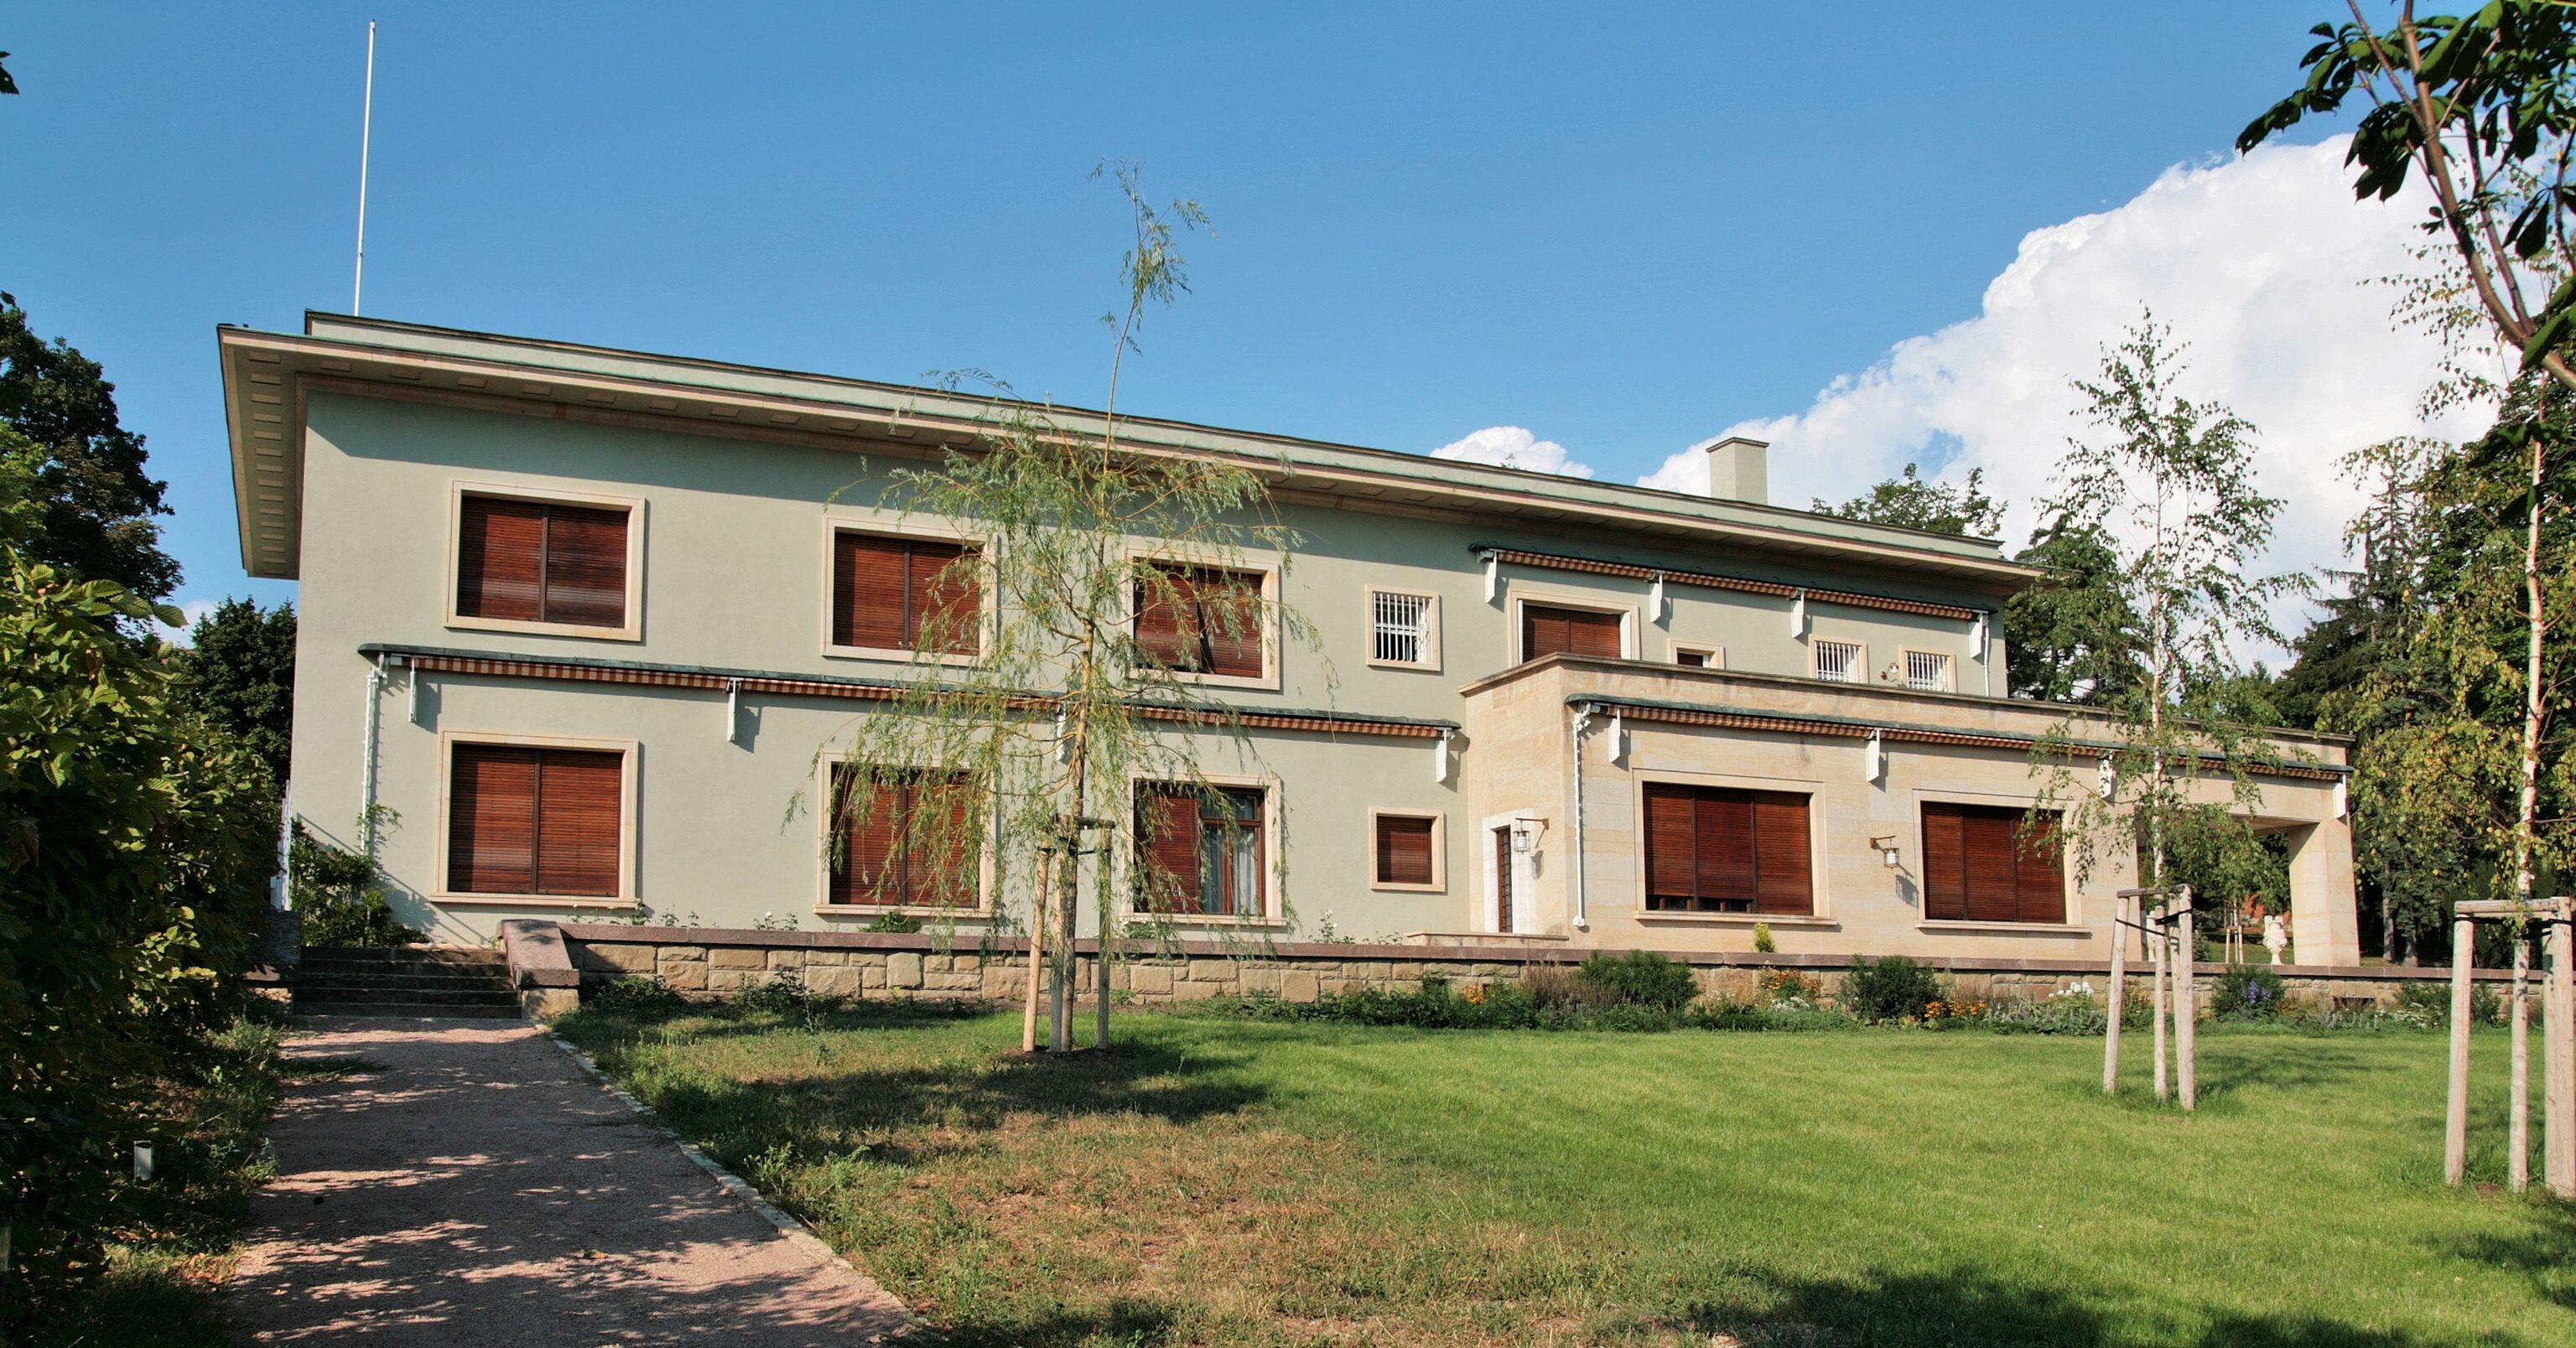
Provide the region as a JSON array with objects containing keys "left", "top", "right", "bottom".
[{"left": 217, "top": 312, "right": 2045, "bottom": 594}]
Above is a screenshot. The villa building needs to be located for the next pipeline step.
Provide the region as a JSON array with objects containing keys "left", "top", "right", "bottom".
[{"left": 221, "top": 314, "right": 2361, "bottom": 965}]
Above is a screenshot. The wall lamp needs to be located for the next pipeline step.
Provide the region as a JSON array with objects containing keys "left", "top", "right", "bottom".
[
  {"left": 1867, "top": 834, "right": 1902, "bottom": 869},
  {"left": 1509, "top": 815, "right": 1548, "bottom": 855}
]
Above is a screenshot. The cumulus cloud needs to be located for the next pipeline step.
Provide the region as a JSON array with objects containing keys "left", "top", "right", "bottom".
[
  {"left": 158, "top": 598, "right": 221, "bottom": 646},
  {"left": 1430, "top": 425, "right": 1596, "bottom": 479},
  {"left": 1639, "top": 135, "right": 2499, "bottom": 651}
]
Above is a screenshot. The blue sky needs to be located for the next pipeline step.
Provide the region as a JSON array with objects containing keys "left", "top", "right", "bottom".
[{"left": 3, "top": 3, "right": 2381, "bottom": 629}]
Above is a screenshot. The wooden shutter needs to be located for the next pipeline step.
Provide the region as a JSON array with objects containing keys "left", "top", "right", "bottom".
[
  {"left": 834, "top": 533, "right": 911, "bottom": 651},
  {"left": 456, "top": 496, "right": 545, "bottom": 622},
  {"left": 1200, "top": 570, "right": 1265, "bottom": 678},
  {"left": 449, "top": 744, "right": 538, "bottom": 893},
  {"left": 542, "top": 505, "right": 629, "bottom": 628},
  {"left": 1644, "top": 784, "right": 1698, "bottom": 903},
  {"left": 1922, "top": 803, "right": 1968, "bottom": 920},
  {"left": 1960, "top": 810, "right": 2021, "bottom": 922},
  {"left": 533, "top": 749, "right": 624, "bottom": 896},
  {"left": 912, "top": 775, "right": 981, "bottom": 907},
  {"left": 906, "top": 542, "right": 981, "bottom": 656},
  {"left": 2015, "top": 812, "right": 2066, "bottom": 923},
  {"left": 1696, "top": 791, "right": 1757, "bottom": 908},
  {"left": 1521, "top": 604, "right": 1622, "bottom": 659},
  {"left": 1135, "top": 786, "right": 1202, "bottom": 912},
  {"left": 1135, "top": 567, "right": 1197, "bottom": 669},
  {"left": 1374, "top": 815, "right": 1436, "bottom": 886},
  {"left": 1749, "top": 791, "right": 1812, "bottom": 915}
]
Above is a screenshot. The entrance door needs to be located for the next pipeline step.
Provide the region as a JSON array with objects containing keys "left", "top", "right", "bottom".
[{"left": 1493, "top": 827, "right": 1515, "bottom": 933}]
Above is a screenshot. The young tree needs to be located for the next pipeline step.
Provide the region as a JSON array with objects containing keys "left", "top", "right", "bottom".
[
  {"left": 2243, "top": 3, "right": 2576, "bottom": 390},
  {"left": 2032, "top": 317, "right": 2304, "bottom": 908},
  {"left": 803, "top": 166, "right": 1318, "bottom": 1054},
  {"left": 174, "top": 598, "right": 297, "bottom": 789},
  {"left": 1811, "top": 462, "right": 2006, "bottom": 537},
  {"left": 0, "top": 294, "right": 179, "bottom": 601}
]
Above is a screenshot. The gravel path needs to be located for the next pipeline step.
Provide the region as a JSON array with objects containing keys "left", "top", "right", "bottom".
[{"left": 226, "top": 1018, "right": 912, "bottom": 1345}]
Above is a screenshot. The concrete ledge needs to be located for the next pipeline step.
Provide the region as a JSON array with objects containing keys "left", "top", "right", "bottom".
[{"left": 501, "top": 919, "right": 584, "bottom": 1020}]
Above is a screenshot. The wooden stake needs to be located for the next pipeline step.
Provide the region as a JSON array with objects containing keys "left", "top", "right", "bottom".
[
  {"left": 2446, "top": 915, "right": 2475, "bottom": 1186},
  {"left": 2511, "top": 932, "right": 2531, "bottom": 1193},
  {"left": 2176, "top": 899, "right": 2198, "bottom": 1111},
  {"left": 2104, "top": 893, "right": 2129, "bottom": 1094},
  {"left": 2152, "top": 904, "right": 2170, "bottom": 1104},
  {"left": 1021, "top": 851, "right": 1050, "bottom": 1055},
  {"left": 2547, "top": 903, "right": 2574, "bottom": 1198}
]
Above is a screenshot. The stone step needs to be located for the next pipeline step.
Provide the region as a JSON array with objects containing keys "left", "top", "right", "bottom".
[
  {"left": 302, "top": 945, "right": 504, "bottom": 967},
  {"left": 293, "top": 972, "right": 514, "bottom": 994},
  {"left": 295, "top": 985, "right": 519, "bottom": 1008},
  {"left": 291, "top": 1003, "right": 522, "bottom": 1020},
  {"left": 300, "top": 955, "right": 507, "bottom": 977}
]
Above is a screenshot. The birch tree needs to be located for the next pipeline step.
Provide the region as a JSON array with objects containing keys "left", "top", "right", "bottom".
[
  {"left": 800, "top": 165, "right": 1319, "bottom": 1054},
  {"left": 2033, "top": 318, "right": 2304, "bottom": 898}
]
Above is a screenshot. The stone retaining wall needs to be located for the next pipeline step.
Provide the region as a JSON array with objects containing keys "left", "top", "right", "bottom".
[{"left": 551, "top": 922, "right": 2506, "bottom": 1014}]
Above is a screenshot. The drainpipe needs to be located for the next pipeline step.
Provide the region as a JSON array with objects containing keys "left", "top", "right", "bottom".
[
  {"left": 1570, "top": 703, "right": 1597, "bottom": 931},
  {"left": 360, "top": 654, "right": 386, "bottom": 858}
]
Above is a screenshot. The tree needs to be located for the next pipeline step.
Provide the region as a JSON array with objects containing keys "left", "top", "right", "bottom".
[
  {"left": 2002, "top": 513, "right": 2142, "bottom": 704},
  {"left": 1812, "top": 463, "right": 2006, "bottom": 537},
  {"left": 174, "top": 599, "right": 297, "bottom": 789},
  {"left": 2031, "top": 317, "right": 2304, "bottom": 910},
  {"left": 1, "top": 49, "right": 17, "bottom": 96},
  {"left": 805, "top": 165, "right": 1319, "bottom": 1054},
  {"left": 0, "top": 294, "right": 179, "bottom": 601},
  {"left": 2242, "top": 3, "right": 2576, "bottom": 391}
]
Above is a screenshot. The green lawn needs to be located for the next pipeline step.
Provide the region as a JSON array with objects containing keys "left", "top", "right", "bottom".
[{"left": 554, "top": 1004, "right": 2574, "bottom": 1347}]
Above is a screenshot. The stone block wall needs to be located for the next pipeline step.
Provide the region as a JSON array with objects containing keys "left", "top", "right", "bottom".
[{"left": 549, "top": 921, "right": 2504, "bottom": 1014}]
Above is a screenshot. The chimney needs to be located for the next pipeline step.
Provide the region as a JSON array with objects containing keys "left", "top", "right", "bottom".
[{"left": 1702, "top": 436, "right": 1768, "bottom": 505}]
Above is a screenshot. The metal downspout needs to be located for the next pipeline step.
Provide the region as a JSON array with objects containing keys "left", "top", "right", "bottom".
[
  {"left": 360, "top": 655, "right": 386, "bottom": 858},
  {"left": 1571, "top": 703, "right": 1595, "bottom": 931}
]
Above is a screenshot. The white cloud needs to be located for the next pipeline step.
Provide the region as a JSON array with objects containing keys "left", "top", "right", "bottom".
[
  {"left": 1430, "top": 425, "right": 1596, "bottom": 479},
  {"left": 1639, "top": 135, "right": 2498, "bottom": 653},
  {"left": 158, "top": 598, "right": 221, "bottom": 646}
]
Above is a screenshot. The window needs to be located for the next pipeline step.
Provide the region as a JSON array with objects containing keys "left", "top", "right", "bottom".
[
  {"left": 1135, "top": 784, "right": 1266, "bottom": 917},
  {"left": 1672, "top": 645, "right": 1722, "bottom": 669},
  {"left": 1521, "top": 603, "right": 1624, "bottom": 661},
  {"left": 455, "top": 493, "right": 632, "bottom": 630},
  {"left": 1368, "top": 588, "right": 1439, "bottom": 668},
  {"left": 831, "top": 530, "right": 981, "bottom": 655},
  {"left": 1813, "top": 639, "right": 1863, "bottom": 683},
  {"left": 447, "top": 742, "right": 625, "bottom": 897},
  {"left": 1921, "top": 802, "right": 2065, "bottom": 924},
  {"left": 1370, "top": 811, "right": 1443, "bottom": 889},
  {"left": 1135, "top": 563, "right": 1267, "bottom": 679},
  {"left": 1904, "top": 650, "right": 1954, "bottom": 692},
  {"left": 826, "top": 765, "right": 980, "bottom": 908},
  {"left": 1641, "top": 782, "right": 1813, "bottom": 915}
]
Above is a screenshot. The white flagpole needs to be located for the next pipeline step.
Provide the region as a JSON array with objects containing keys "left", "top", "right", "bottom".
[{"left": 353, "top": 21, "right": 377, "bottom": 314}]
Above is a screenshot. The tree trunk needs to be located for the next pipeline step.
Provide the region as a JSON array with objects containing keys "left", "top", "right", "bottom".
[{"left": 2516, "top": 434, "right": 2547, "bottom": 916}]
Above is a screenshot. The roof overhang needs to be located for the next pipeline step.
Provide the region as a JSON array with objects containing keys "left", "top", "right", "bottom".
[{"left": 218, "top": 313, "right": 2049, "bottom": 592}]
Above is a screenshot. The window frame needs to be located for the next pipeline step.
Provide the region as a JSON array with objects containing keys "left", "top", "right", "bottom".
[
  {"left": 1670, "top": 642, "right": 1724, "bottom": 669},
  {"left": 1367, "top": 808, "right": 1446, "bottom": 892},
  {"left": 1627, "top": 768, "right": 1836, "bottom": 928},
  {"left": 1122, "top": 547, "right": 1283, "bottom": 692},
  {"left": 1812, "top": 637, "right": 1866, "bottom": 684},
  {"left": 444, "top": 480, "right": 646, "bottom": 643},
  {"left": 432, "top": 729, "right": 639, "bottom": 909},
  {"left": 818, "top": 515, "right": 993, "bottom": 666},
  {"left": 810, "top": 754, "right": 995, "bottom": 917},
  {"left": 1912, "top": 791, "right": 2083, "bottom": 931},
  {"left": 1900, "top": 647, "right": 1955, "bottom": 693},
  {"left": 1120, "top": 771, "right": 1285, "bottom": 925},
  {"left": 1506, "top": 584, "right": 1639, "bottom": 664},
  {"left": 1363, "top": 586, "right": 1443, "bottom": 672}
]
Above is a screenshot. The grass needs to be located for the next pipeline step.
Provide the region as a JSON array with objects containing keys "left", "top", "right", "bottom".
[
  {"left": 554, "top": 1002, "right": 2576, "bottom": 1347},
  {"left": 28, "top": 1017, "right": 365, "bottom": 1348}
]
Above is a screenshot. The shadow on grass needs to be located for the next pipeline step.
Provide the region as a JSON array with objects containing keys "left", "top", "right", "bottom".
[
  {"left": 2444, "top": 1199, "right": 2576, "bottom": 1314},
  {"left": 1684, "top": 1266, "right": 2514, "bottom": 1348}
]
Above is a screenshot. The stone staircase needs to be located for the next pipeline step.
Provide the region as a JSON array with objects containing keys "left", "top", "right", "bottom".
[{"left": 292, "top": 946, "right": 521, "bottom": 1019}]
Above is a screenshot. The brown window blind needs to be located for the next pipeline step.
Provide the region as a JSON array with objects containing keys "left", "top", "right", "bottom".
[
  {"left": 1374, "top": 815, "right": 1436, "bottom": 887},
  {"left": 1134, "top": 784, "right": 1265, "bottom": 916},
  {"left": 827, "top": 766, "right": 979, "bottom": 908},
  {"left": 456, "top": 495, "right": 630, "bottom": 629},
  {"left": 1641, "top": 782, "right": 1812, "bottom": 915},
  {"left": 1920, "top": 802, "right": 2064, "bottom": 923},
  {"left": 1674, "top": 648, "right": 1711, "bottom": 668},
  {"left": 831, "top": 532, "right": 980, "bottom": 654},
  {"left": 1135, "top": 563, "right": 1265, "bottom": 678},
  {"left": 448, "top": 743, "right": 624, "bottom": 896},
  {"left": 1521, "top": 604, "right": 1623, "bottom": 660}
]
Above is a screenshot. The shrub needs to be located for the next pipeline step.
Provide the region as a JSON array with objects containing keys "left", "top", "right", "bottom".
[
  {"left": 863, "top": 912, "right": 923, "bottom": 934},
  {"left": 289, "top": 823, "right": 423, "bottom": 947},
  {"left": 1840, "top": 956, "right": 1942, "bottom": 1023},
  {"left": 2210, "top": 964, "right": 2289, "bottom": 1020},
  {"left": 1576, "top": 951, "right": 1701, "bottom": 1010},
  {"left": 2394, "top": 979, "right": 2506, "bottom": 1025},
  {"left": 1758, "top": 968, "right": 1823, "bottom": 1007},
  {"left": 732, "top": 969, "right": 844, "bottom": 1015},
  {"left": 586, "top": 976, "right": 687, "bottom": 1015},
  {"left": 1752, "top": 921, "right": 1778, "bottom": 954}
]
